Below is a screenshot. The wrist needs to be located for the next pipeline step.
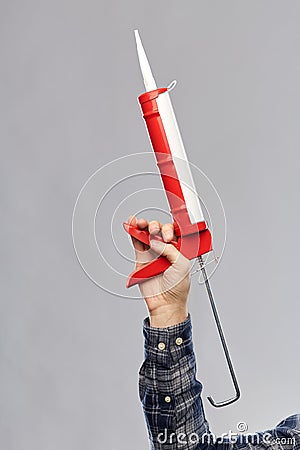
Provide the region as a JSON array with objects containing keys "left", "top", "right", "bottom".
[{"left": 149, "top": 305, "right": 188, "bottom": 328}]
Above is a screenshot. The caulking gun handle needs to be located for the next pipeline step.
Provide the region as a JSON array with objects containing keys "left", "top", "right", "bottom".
[{"left": 126, "top": 257, "right": 172, "bottom": 288}]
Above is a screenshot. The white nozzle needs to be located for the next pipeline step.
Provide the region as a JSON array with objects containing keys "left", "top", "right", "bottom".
[{"left": 134, "top": 29, "right": 157, "bottom": 92}]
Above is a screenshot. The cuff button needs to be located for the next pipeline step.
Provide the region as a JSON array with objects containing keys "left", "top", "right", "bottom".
[
  {"left": 164, "top": 396, "right": 171, "bottom": 403},
  {"left": 175, "top": 337, "right": 183, "bottom": 346},
  {"left": 158, "top": 342, "right": 166, "bottom": 350}
]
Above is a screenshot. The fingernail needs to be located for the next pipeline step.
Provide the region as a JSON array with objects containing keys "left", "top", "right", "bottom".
[
  {"left": 149, "top": 228, "right": 159, "bottom": 235},
  {"left": 150, "top": 239, "right": 164, "bottom": 250},
  {"left": 166, "top": 231, "right": 172, "bottom": 240}
]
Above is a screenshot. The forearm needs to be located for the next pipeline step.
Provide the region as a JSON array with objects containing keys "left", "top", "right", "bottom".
[{"left": 139, "top": 314, "right": 211, "bottom": 449}]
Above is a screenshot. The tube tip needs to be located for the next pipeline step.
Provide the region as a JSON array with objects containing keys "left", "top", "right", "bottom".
[{"left": 133, "top": 29, "right": 157, "bottom": 92}]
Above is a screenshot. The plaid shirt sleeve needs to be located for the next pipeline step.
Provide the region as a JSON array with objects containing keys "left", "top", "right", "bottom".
[{"left": 139, "top": 314, "right": 300, "bottom": 450}]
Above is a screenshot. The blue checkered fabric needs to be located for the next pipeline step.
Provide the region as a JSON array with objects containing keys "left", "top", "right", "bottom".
[{"left": 139, "top": 314, "right": 300, "bottom": 450}]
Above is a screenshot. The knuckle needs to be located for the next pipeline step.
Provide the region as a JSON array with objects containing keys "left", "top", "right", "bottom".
[
  {"left": 176, "top": 251, "right": 189, "bottom": 265},
  {"left": 167, "top": 243, "right": 179, "bottom": 257}
]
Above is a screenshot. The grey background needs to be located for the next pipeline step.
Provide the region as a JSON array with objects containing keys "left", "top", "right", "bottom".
[{"left": 1, "top": 1, "right": 299, "bottom": 449}]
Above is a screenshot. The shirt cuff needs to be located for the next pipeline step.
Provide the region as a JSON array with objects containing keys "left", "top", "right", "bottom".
[{"left": 143, "top": 313, "right": 194, "bottom": 367}]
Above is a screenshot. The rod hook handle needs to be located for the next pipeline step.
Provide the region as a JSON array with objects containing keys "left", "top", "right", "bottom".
[{"left": 198, "top": 256, "right": 241, "bottom": 408}]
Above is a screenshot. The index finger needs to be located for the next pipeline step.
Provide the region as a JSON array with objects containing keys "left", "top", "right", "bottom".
[{"left": 127, "top": 215, "right": 146, "bottom": 252}]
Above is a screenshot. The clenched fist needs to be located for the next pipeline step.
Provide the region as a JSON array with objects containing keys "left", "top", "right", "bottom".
[{"left": 128, "top": 215, "right": 191, "bottom": 328}]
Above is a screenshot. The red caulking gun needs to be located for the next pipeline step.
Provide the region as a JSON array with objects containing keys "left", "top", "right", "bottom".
[{"left": 123, "top": 30, "right": 240, "bottom": 407}]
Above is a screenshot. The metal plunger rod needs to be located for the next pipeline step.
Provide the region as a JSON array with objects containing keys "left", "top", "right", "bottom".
[{"left": 198, "top": 256, "right": 241, "bottom": 407}]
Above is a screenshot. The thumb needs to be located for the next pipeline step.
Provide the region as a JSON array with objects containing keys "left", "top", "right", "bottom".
[
  {"left": 149, "top": 239, "right": 182, "bottom": 265},
  {"left": 149, "top": 239, "right": 191, "bottom": 285}
]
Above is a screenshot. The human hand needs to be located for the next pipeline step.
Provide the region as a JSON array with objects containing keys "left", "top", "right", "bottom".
[{"left": 127, "top": 215, "right": 191, "bottom": 328}]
